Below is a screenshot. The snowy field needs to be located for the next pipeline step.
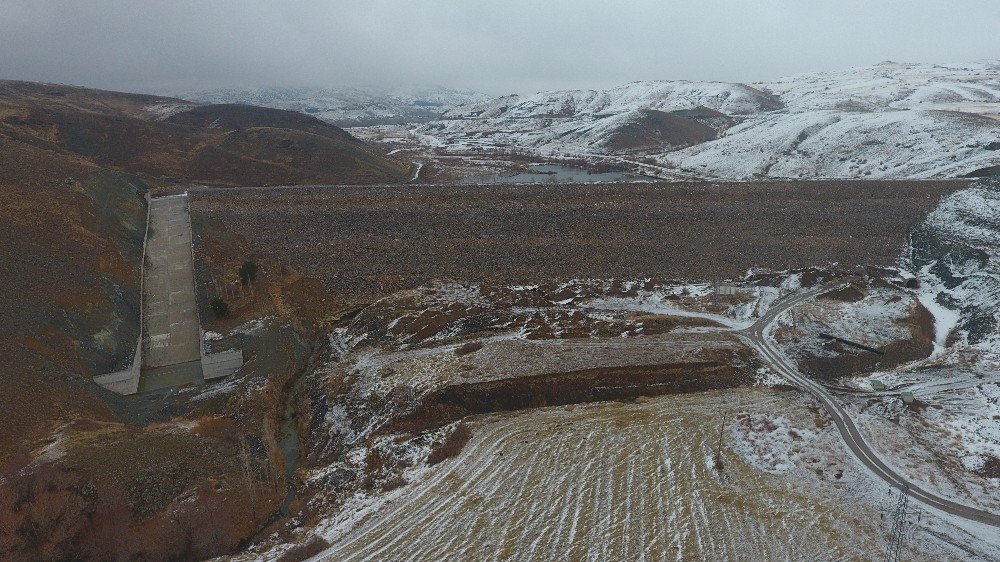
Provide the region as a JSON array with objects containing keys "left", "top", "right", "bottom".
[
  {"left": 227, "top": 182, "right": 1000, "bottom": 560},
  {"left": 308, "top": 389, "right": 999, "bottom": 561},
  {"left": 414, "top": 61, "right": 1000, "bottom": 179}
]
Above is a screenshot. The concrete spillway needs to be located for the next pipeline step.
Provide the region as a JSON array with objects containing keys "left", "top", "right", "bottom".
[{"left": 96, "top": 193, "right": 242, "bottom": 394}]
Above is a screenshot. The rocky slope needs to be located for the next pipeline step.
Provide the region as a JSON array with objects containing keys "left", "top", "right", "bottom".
[
  {"left": 908, "top": 177, "right": 1000, "bottom": 357},
  {"left": 416, "top": 61, "right": 1000, "bottom": 179}
]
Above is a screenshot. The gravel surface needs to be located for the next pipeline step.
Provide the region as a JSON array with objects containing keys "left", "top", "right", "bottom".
[{"left": 191, "top": 180, "right": 964, "bottom": 304}]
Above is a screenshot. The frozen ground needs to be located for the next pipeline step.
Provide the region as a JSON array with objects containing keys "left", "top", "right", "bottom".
[
  {"left": 767, "top": 181, "right": 1000, "bottom": 523},
  {"left": 307, "top": 389, "right": 999, "bottom": 561},
  {"left": 233, "top": 182, "right": 999, "bottom": 559},
  {"left": 328, "top": 278, "right": 784, "bottom": 397},
  {"left": 859, "top": 182, "right": 1000, "bottom": 514},
  {"left": 771, "top": 284, "right": 929, "bottom": 365},
  {"left": 414, "top": 61, "right": 1000, "bottom": 179}
]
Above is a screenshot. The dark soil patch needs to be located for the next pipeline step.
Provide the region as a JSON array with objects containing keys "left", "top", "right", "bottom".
[{"left": 398, "top": 355, "right": 751, "bottom": 432}]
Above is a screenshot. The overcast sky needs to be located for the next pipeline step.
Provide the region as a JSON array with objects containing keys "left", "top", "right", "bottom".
[{"left": 1, "top": 1, "right": 997, "bottom": 95}]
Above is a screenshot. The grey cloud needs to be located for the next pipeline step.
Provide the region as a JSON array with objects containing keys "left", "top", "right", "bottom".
[{"left": 1, "top": 0, "right": 997, "bottom": 95}]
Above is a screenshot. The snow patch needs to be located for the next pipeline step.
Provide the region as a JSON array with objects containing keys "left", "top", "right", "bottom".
[{"left": 731, "top": 414, "right": 817, "bottom": 474}]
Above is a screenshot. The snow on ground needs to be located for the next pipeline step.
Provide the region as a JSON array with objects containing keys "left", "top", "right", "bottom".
[
  {"left": 753, "top": 366, "right": 785, "bottom": 388},
  {"left": 842, "top": 182, "right": 1000, "bottom": 514},
  {"left": 763, "top": 181, "right": 1000, "bottom": 520},
  {"left": 660, "top": 108, "right": 998, "bottom": 179},
  {"left": 143, "top": 102, "right": 192, "bottom": 120},
  {"left": 306, "top": 389, "right": 1000, "bottom": 561},
  {"left": 759, "top": 61, "right": 1000, "bottom": 113},
  {"left": 851, "top": 384, "right": 1000, "bottom": 514},
  {"left": 417, "top": 80, "right": 779, "bottom": 158},
  {"left": 909, "top": 181, "right": 1000, "bottom": 361},
  {"left": 229, "top": 315, "right": 275, "bottom": 336},
  {"left": 916, "top": 289, "right": 962, "bottom": 356},
  {"left": 32, "top": 424, "right": 71, "bottom": 464},
  {"left": 730, "top": 413, "right": 818, "bottom": 474},
  {"left": 578, "top": 282, "right": 752, "bottom": 330},
  {"left": 329, "top": 278, "right": 786, "bottom": 395},
  {"left": 776, "top": 287, "right": 919, "bottom": 360},
  {"left": 441, "top": 80, "right": 780, "bottom": 120},
  {"left": 415, "top": 61, "right": 1000, "bottom": 179}
]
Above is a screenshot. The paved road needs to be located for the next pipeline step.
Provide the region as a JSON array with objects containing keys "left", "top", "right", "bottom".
[{"left": 742, "top": 284, "right": 1000, "bottom": 527}]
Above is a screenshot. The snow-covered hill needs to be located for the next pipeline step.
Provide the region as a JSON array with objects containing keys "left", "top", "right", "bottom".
[
  {"left": 172, "top": 85, "right": 488, "bottom": 127},
  {"left": 909, "top": 178, "right": 1000, "bottom": 357},
  {"left": 416, "top": 61, "right": 1000, "bottom": 179}
]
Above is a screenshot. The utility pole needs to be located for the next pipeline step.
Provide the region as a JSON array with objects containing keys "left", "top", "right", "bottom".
[{"left": 714, "top": 411, "right": 727, "bottom": 472}]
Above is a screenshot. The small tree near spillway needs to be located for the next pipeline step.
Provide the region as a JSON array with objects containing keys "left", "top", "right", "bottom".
[
  {"left": 238, "top": 261, "right": 259, "bottom": 286},
  {"left": 210, "top": 297, "right": 229, "bottom": 318}
]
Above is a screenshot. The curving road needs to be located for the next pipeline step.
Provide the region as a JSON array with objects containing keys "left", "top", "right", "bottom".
[{"left": 741, "top": 284, "right": 1000, "bottom": 527}]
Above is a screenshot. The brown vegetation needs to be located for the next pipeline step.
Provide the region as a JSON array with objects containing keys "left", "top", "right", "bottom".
[
  {"left": 798, "top": 296, "right": 936, "bottom": 379},
  {"left": 427, "top": 422, "right": 473, "bottom": 465},
  {"left": 0, "top": 80, "right": 410, "bottom": 188},
  {"left": 601, "top": 109, "right": 717, "bottom": 152},
  {"left": 454, "top": 341, "right": 484, "bottom": 356},
  {"left": 0, "top": 79, "right": 396, "bottom": 559},
  {"left": 0, "top": 450, "right": 274, "bottom": 561},
  {"left": 276, "top": 535, "right": 332, "bottom": 562},
  {"left": 0, "top": 137, "right": 143, "bottom": 459}
]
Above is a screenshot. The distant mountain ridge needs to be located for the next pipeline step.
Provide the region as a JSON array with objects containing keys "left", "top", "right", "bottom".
[
  {"left": 417, "top": 61, "right": 1000, "bottom": 179},
  {"left": 0, "top": 80, "right": 410, "bottom": 186},
  {"left": 172, "top": 85, "right": 489, "bottom": 127}
]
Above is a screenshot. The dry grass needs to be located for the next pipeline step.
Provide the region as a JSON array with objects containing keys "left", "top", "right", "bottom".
[
  {"left": 277, "top": 536, "right": 332, "bottom": 562},
  {"left": 454, "top": 341, "right": 484, "bottom": 356},
  {"left": 318, "top": 390, "right": 951, "bottom": 561},
  {"left": 427, "top": 422, "right": 473, "bottom": 465}
]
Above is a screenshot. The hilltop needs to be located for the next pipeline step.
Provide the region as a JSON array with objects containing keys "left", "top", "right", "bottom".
[
  {"left": 172, "top": 84, "right": 489, "bottom": 127},
  {"left": 0, "top": 80, "right": 410, "bottom": 187},
  {"left": 414, "top": 61, "right": 1000, "bottom": 179}
]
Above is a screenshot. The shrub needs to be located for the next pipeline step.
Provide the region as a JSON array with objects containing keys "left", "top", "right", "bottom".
[
  {"left": 427, "top": 422, "right": 472, "bottom": 465},
  {"left": 277, "top": 536, "right": 332, "bottom": 562},
  {"left": 454, "top": 341, "right": 483, "bottom": 356},
  {"left": 192, "top": 416, "right": 239, "bottom": 441},
  {"left": 0, "top": 459, "right": 87, "bottom": 559},
  {"left": 382, "top": 475, "right": 407, "bottom": 491},
  {"left": 364, "top": 448, "right": 389, "bottom": 473},
  {"left": 210, "top": 297, "right": 229, "bottom": 318},
  {"left": 239, "top": 261, "right": 259, "bottom": 285}
]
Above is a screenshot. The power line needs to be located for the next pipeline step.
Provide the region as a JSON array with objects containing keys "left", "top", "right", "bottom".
[{"left": 885, "top": 485, "right": 920, "bottom": 562}]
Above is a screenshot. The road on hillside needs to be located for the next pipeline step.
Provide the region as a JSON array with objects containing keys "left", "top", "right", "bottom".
[{"left": 742, "top": 284, "right": 1000, "bottom": 527}]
